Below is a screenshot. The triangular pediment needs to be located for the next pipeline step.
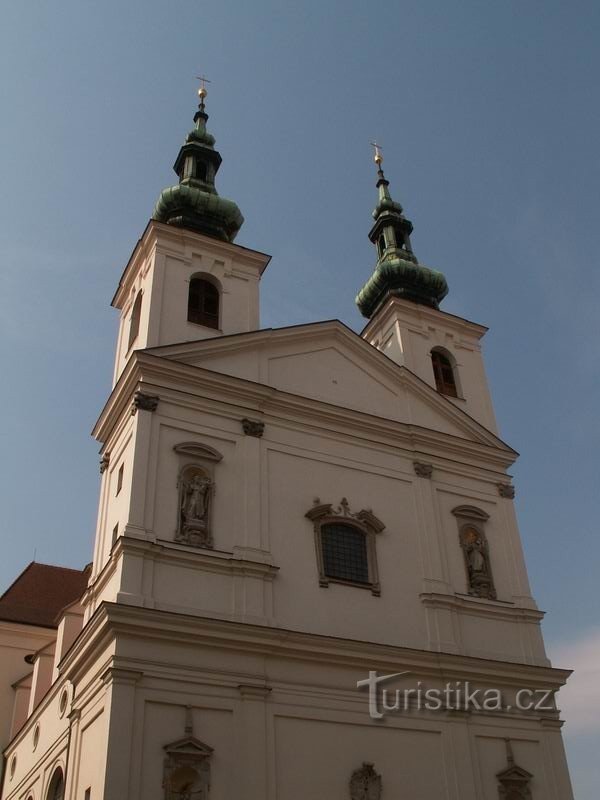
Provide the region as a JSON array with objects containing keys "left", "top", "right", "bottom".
[
  {"left": 145, "top": 321, "right": 513, "bottom": 452},
  {"left": 164, "top": 735, "right": 213, "bottom": 758},
  {"left": 497, "top": 764, "right": 533, "bottom": 782}
]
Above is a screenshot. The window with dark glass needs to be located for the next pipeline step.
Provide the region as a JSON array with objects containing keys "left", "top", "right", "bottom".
[
  {"left": 321, "top": 523, "right": 369, "bottom": 584},
  {"left": 195, "top": 161, "right": 207, "bottom": 181},
  {"left": 188, "top": 278, "right": 219, "bottom": 329},
  {"left": 431, "top": 350, "right": 458, "bottom": 397},
  {"left": 128, "top": 292, "right": 142, "bottom": 350},
  {"left": 46, "top": 768, "right": 65, "bottom": 800}
]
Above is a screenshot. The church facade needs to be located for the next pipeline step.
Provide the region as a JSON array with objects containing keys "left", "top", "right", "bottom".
[{"left": 0, "top": 88, "right": 574, "bottom": 799}]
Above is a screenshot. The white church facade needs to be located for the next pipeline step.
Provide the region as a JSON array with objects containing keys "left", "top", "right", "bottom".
[{"left": 0, "top": 88, "right": 574, "bottom": 799}]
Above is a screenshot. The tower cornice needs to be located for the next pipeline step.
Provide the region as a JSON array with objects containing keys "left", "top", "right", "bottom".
[{"left": 111, "top": 219, "right": 271, "bottom": 310}]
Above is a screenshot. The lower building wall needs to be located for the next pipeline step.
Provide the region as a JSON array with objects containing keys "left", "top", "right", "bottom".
[
  {"left": 2, "top": 614, "right": 572, "bottom": 800},
  {"left": 94, "top": 622, "right": 572, "bottom": 800}
]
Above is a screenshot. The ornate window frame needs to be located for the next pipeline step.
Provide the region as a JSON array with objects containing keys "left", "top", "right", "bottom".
[
  {"left": 452, "top": 505, "right": 497, "bottom": 600},
  {"left": 305, "top": 498, "right": 385, "bottom": 596}
]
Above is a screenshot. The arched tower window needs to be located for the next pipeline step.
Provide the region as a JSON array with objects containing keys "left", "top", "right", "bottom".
[
  {"left": 46, "top": 767, "right": 65, "bottom": 800},
  {"left": 128, "top": 291, "right": 142, "bottom": 350},
  {"left": 377, "top": 234, "right": 386, "bottom": 257},
  {"left": 188, "top": 276, "right": 220, "bottom": 329},
  {"left": 431, "top": 348, "right": 458, "bottom": 397}
]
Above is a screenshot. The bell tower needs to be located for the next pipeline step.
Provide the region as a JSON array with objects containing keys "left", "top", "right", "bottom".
[
  {"left": 358, "top": 146, "right": 498, "bottom": 433},
  {"left": 110, "top": 83, "right": 270, "bottom": 385}
]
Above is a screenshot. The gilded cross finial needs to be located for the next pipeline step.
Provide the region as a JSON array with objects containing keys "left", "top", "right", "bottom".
[
  {"left": 370, "top": 141, "right": 384, "bottom": 166},
  {"left": 195, "top": 74, "right": 211, "bottom": 109}
]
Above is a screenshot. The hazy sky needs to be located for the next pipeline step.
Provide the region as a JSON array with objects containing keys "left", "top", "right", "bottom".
[{"left": 0, "top": 1, "right": 598, "bottom": 795}]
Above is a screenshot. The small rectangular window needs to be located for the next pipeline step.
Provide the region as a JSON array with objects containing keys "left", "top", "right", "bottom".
[
  {"left": 116, "top": 464, "right": 124, "bottom": 496},
  {"left": 84, "top": 789, "right": 91, "bottom": 800},
  {"left": 111, "top": 524, "right": 119, "bottom": 548}
]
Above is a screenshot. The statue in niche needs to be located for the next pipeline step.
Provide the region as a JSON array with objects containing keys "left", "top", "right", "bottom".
[
  {"left": 461, "top": 526, "right": 496, "bottom": 600},
  {"left": 350, "top": 762, "right": 382, "bottom": 800},
  {"left": 177, "top": 467, "right": 213, "bottom": 548}
]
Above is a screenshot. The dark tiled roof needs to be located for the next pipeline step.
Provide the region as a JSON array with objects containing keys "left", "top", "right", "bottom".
[{"left": 0, "top": 562, "right": 90, "bottom": 628}]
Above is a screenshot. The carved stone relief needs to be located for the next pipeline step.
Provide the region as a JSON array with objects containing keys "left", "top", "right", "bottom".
[
  {"left": 241, "top": 418, "right": 264, "bottom": 438},
  {"left": 131, "top": 390, "right": 159, "bottom": 415},
  {"left": 497, "top": 483, "right": 516, "bottom": 499},
  {"left": 413, "top": 461, "right": 433, "bottom": 478},
  {"left": 349, "top": 762, "right": 382, "bottom": 800},
  {"left": 163, "top": 706, "right": 213, "bottom": 800}
]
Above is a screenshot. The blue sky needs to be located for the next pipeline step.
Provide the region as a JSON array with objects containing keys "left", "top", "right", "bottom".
[{"left": 0, "top": 1, "right": 598, "bottom": 795}]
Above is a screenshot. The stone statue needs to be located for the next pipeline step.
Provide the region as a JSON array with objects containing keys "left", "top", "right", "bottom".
[
  {"left": 462, "top": 527, "right": 496, "bottom": 600},
  {"left": 182, "top": 475, "right": 211, "bottom": 523},
  {"left": 350, "top": 762, "right": 382, "bottom": 800},
  {"left": 177, "top": 470, "right": 213, "bottom": 548}
]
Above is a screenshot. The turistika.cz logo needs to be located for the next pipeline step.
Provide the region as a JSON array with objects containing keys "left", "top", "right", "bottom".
[{"left": 356, "top": 671, "right": 555, "bottom": 720}]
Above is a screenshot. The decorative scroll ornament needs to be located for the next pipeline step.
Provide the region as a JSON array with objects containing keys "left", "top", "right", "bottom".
[
  {"left": 241, "top": 418, "right": 264, "bottom": 438},
  {"left": 497, "top": 483, "right": 515, "bottom": 499},
  {"left": 306, "top": 498, "right": 385, "bottom": 533},
  {"left": 413, "top": 461, "right": 433, "bottom": 479},
  {"left": 132, "top": 391, "right": 159, "bottom": 415},
  {"left": 163, "top": 706, "right": 213, "bottom": 800},
  {"left": 99, "top": 453, "right": 110, "bottom": 474},
  {"left": 177, "top": 467, "right": 214, "bottom": 548},
  {"left": 350, "top": 762, "right": 382, "bottom": 800}
]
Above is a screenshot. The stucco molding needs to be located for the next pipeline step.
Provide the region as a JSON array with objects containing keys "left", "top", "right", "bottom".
[
  {"left": 131, "top": 390, "right": 160, "bottom": 415},
  {"left": 92, "top": 354, "right": 518, "bottom": 475},
  {"left": 241, "top": 418, "right": 265, "bottom": 437},
  {"left": 173, "top": 442, "right": 223, "bottom": 462},
  {"left": 419, "top": 592, "right": 544, "bottom": 625},
  {"left": 413, "top": 461, "right": 433, "bottom": 478},
  {"left": 497, "top": 483, "right": 516, "bottom": 499},
  {"left": 58, "top": 602, "right": 572, "bottom": 697}
]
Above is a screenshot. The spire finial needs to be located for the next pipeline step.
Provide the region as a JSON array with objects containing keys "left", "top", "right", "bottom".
[
  {"left": 195, "top": 74, "right": 211, "bottom": 112},
  {"left": 371, "top": 141, "right": 383, "bottom": 166}
]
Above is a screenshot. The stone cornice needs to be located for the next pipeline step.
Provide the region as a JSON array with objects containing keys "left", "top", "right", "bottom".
[
  {"left": 62, "top": 602, "right": 571, "bottom": 692},
  {"left": 92, "top": 350, "right": 517, "bottom": 475},
  {"left": 361, "top": 295, "right": 489, "bottom": 341},
  {"left": 420, "top": 592, "right": 544, "bottom": 625},
  {"left": 119, "top": 535, "right": 279, "bottom": 580},
  {"left": 111, "top": 219, "right": 271, "bottom": 309}
]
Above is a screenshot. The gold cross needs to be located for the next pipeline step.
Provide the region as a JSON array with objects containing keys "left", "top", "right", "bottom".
[
  {"left": 370, "top": 141, "right": 383, "bottom": 165},
  {"left": 195, "top": 75, "right": 212, "bottom": 89}
]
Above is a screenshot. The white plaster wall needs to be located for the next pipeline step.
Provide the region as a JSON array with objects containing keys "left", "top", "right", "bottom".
[
  {"left": 0, "top": 623, "right": 55, "bottom": 752},
  {"left": 365, "top": 297, "right": 499, "bottom": 433},
  {"left": 112, "top": 225, "right": 267, "bottom": 385},
  {"left": 90, "top": 390, "right": 545, "bottom": 666}
]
